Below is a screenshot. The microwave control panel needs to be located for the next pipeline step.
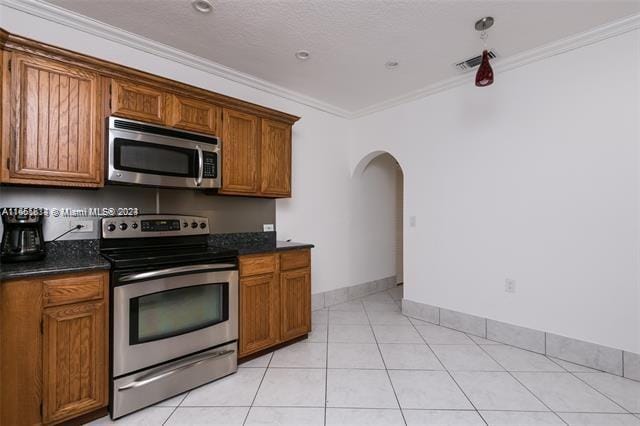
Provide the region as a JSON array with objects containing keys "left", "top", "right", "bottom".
[{"left": 203, "top": 152, "right": 217, "bottom": 178}]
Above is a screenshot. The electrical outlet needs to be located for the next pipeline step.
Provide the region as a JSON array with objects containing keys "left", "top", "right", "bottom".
[
  {"left": 263, "top": 224, "right": 275, "bottom": 232},
  {"left": 409, "top": 216, "right": 417, "bottom": 227},
  {"left": 505, "top": 278, "right": 516, "bottom": 293},
  {"left": 70, "top": 220, "right": 94, "bottom": 233}
]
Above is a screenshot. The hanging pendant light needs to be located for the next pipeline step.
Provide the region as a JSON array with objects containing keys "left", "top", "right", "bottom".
[{"left": 475, "top": 17, "right": 495, "bottom": 87}]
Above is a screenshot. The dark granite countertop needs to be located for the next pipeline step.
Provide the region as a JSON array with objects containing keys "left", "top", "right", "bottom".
[
  {"left": 0, "top": 233, "right": 313, "bottom": 281},
  {"left": 208, "top": 232, "right": 314, "bottom": 255},
  {"left": 0, "top": 239, "right": 110, "bottom": 281}
]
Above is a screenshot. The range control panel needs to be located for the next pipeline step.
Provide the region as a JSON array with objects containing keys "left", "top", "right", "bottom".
[{"left": 101, "top": 215, "right": 209, "bottom": 238}]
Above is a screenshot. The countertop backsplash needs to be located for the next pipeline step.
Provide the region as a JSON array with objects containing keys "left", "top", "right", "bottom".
[{"left": 0, "top": 185, "right": 275, "bottom": 241}]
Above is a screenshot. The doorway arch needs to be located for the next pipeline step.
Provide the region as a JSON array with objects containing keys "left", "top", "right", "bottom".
[{"left": 351, "top": 151, "right": 405, "bottom": 289}]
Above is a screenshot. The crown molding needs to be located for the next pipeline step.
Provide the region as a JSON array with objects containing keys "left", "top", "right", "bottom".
[
  {"left": 2, "top": 0, "right": 639, "bottom": 120},
  {"left": 0, "top": 0, "right": 352, "bottom": 118},
  {"left": 350, "top": 12, "right": 640, "bottom": 118}
]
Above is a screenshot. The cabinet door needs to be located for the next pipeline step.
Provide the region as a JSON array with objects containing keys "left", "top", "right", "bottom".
[
  {"left": 220, "top": 109, "right": 259, "bottom": 194},
  {"left": 168, "top": 94, "right": 221, "bottom": 135},
  {"left": 110, "top": 78, "right": 166, "bottom": 124},
  {"left": 239, "top": 273, "right": 279, "bottom": 357},
  {"left": 4, "top": 53, "right": 103, "bottom": 186},
  {"left": 260, "top": 119, "right": 291, "bottom": 197},
  {"left": 280, "top": 268, "right": 311, "bottom": 341},
  {"left": 42, "top": 300, "right": 107, "bottom": 424}
]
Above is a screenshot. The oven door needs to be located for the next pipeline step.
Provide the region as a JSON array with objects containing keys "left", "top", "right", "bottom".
[
  {"left": 107, "top": 118, "right": 220, "bottom": 189},
  {"left": 113, "top": 264, "right": 238, "bottom": 377}
]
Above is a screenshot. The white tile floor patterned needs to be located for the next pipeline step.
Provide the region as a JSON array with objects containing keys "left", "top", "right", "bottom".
[{"left": 88, "top": 287, "right": 640, "bottom": 426}]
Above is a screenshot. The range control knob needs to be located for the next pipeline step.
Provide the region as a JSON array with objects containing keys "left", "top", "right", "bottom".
[
  {"left": 131, "top": 222, "right": 138, "bottom": 229},
  {"left": 106, "top": 224, "right": 116, "bottom": 232},
  {"left": 199, "top": 222, "right": 207, "bottom": 229},
  {"left": 191, "top": 221, "right": 198, "bottom": 229},
  {"left": 119, "top": 223, "right": 128, "bottom": 231},
  {"left": 183, "top": 222, "right": 189, "bottom": 228}
]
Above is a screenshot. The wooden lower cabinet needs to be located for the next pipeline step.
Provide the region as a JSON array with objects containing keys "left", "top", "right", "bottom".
[
  {"left": 0, "top": 271, "right": 108, "bottom": 425},
  {"left": 280, "top": 268, "right": 311, "bottom": 341},
  {"left": 42, "top": 300, "right": 107, "bottom": 424},
  {"left": 239, "top": 273, "right": 280, "bottom": 356},
  {"left": 238, "top": 249, "right": 311, "bottom": 358}
]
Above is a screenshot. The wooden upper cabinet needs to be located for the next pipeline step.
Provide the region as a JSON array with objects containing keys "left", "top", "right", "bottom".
[
  {"left": 220, "top": 108, "right": 259, "bottom": 194},
  {"left": 239, "top": 272, "right": 280, "bottom": 357},
  {"left": 260, "top": 119, "right": 292, "bottom": 197},
  {"left": 42, "top": 300, "right": 107, "bottom": 424},
  {"left": 3, "top": 53, "right": 103, "bottom": 187},
  {"left": 168, "top": 94, "right": 221, "bottom": 135},
  {"left": 110, "top": 78, "right": 166, "bottom": 124},
  {"left": 280, "top": 268, "right": 311, "bottom": 341}
]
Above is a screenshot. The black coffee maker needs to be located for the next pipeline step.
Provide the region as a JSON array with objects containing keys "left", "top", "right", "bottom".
[{"left": 1, "top": 209, "right": 46, "bottom": 262}]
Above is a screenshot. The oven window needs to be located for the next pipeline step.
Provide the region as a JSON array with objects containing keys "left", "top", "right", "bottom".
[
  {"left": 114, "top": 139, "right": 196, "bottom": 177},
  {"left": 129, "top": 283, "right": 229, "bottom": 345}
]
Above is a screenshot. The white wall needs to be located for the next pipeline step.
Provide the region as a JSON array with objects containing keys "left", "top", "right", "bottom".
[{"left": 352, "top": 30, "right": 640, "bottom": 353}]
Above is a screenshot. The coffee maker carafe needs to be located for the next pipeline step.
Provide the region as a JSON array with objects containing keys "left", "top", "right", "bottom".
[{"left": 1, "top": 209, "right": 46, "bottom": 262}]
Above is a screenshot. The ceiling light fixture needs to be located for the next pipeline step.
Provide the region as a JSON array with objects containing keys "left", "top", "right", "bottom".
[
  {"left": 295, "top": 50, "right": 311, "bottom": 60},
  {"left": 385, "top": 60, "right": 399, "bottom": 70},
  {"left": 474, "top": 16, "right": 495, "bottom": 87},
  {"left": 192, "top": 0, "right": 213, "bottom": 13}
]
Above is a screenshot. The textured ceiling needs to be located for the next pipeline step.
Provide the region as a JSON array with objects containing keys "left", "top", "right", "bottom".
[{"left": 43, "top": 0, "right": 640, "bottom": 113}]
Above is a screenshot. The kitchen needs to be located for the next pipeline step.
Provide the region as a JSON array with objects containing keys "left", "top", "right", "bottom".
[{"left": 2, "top": 1, "right": 640, "bottom": 425}]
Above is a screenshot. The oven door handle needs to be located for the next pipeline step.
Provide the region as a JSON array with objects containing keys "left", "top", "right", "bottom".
[
  {"left": 195, "top": 145, "right": 204, "bottom": 187},
  {"left": 117, "top": 349, "right": 235, "bottom": 392},
  {"left": 120, "top": 263, "right": 236, "bottom": 282}
]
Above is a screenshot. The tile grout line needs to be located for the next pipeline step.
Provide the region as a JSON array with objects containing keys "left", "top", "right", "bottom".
[
  {"left": 540, "top": 340, "right": 632, "bottom": 414},
  {"left": 161, "top": 392, "right": 187, "bottom": 426},
  {"left": 241, "top": 353, "right": 273, "bottom": 426},
  {"left": 363, "top": 295, "right": 408, "bottom": 426},
  {"left": 542, "top": 356, "right": 633, "bottom": 420},
  {"left": 561, "top": 367, "right": 634, "bottom": 415},
  {"left": 474, "top": 341, "right": 569, "bottom": 426},
  {"left": 405, "top": 310, "right": 489, "bottom": 426},
  {"left": 323, "top": 310, "right": 329, "bottom": 426}
]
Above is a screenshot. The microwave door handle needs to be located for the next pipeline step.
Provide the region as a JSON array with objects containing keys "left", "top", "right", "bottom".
[
  {"left": 119, "top": 263, "right": 237, "bottom": 282},
  {"left": 195, "top": 145, "right": 204, "bottom": 187}
]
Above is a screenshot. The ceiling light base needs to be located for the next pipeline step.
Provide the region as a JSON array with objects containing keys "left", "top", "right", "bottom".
[{"left": 475, "top": 17, "right": 494, "bottom": 32}]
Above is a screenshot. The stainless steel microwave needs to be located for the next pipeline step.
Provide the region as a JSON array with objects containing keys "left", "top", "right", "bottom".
[{"left": 107, "top": 117, "right": 220, "bottom": 189}]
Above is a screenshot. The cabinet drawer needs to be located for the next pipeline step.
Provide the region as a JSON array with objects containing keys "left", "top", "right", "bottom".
[
  {"left": 43, "top": 272, "right": 105, "bottom": 307},
  {"left": 280, "top": 249, "right": 310, "bottom": 271},
  {"left": 239, "top": 254, "right": 276, "bottom": 277}
]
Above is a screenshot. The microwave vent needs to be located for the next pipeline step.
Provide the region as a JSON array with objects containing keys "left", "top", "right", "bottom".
[
  {"left": 455, "top": 50, "right": 498, "bottom": 72},
  {"left": 112, "top": 119, "right": 218, "bottom": 145}
]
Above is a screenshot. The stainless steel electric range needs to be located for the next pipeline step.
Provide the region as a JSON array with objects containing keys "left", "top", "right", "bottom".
[{"left": 100, "top": 214, "right": 238, "bottom": 419}]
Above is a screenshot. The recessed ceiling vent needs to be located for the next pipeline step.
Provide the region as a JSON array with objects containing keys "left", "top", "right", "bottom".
[{"left": 455, "top": 50, "right": 498, "bottom": 72}]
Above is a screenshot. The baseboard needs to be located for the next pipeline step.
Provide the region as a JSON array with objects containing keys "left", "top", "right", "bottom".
[
  {"left": 402, "top": 298, "right": 639, "bottom": 381},
  {"left": 312, "top": 276, "right": 397, "bottom": 310}
]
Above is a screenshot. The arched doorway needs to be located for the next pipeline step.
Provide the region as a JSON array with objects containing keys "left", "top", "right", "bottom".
[{"left": 351, "top": 151, "right": 404, "bottom": 298}]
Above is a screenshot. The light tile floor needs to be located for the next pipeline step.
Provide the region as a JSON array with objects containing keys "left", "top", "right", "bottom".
[{"left": 89, "top": 286, "right": 640, "bottom": 425}]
